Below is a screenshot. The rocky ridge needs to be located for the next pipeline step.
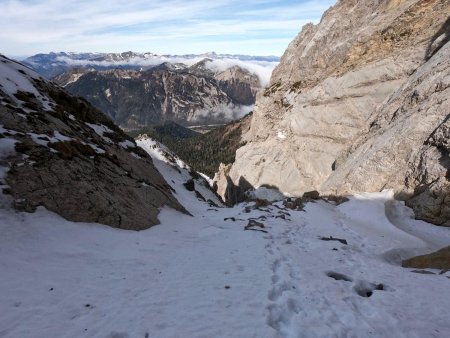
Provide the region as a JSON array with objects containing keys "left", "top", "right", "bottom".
[
  {"left": 216, "top": 0, "right": 450, "bottom": 226},
  {"left": 22, "top": 51, "right": 280, "bottom": 79},
  {"left": 0, "top": 54, "right": 186, "bottom": 230},
  {"left": 53, "top": 61, "right": 260, "bottom": 129}
]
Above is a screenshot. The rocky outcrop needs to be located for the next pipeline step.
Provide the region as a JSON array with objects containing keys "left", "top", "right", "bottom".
[
  {"left": 402, "top": 246, "right": 450, "bottom": 270},
  {"left": 223, "top": 0, "right": 450, "bottom": 225},
  {"left": 52, "top": 61, "right": 261, "bottom": 129},
  {"left": 0, "top": 55, "right": 185, "bottom": 230},
  {"left": 323, "top": 39, "right": 450, "bottom": 226},
  {"left": 215, "top": 66, "right": 260, "bottom": 106},
  {"left": 214, "top": 163, "right": 233, "bottom": 202}
]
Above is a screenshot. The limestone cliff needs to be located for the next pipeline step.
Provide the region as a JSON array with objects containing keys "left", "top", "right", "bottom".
[
  {"left": 323, "top": 38, "right": 450, "bottom": 226},
  {"left": 219, "top": 0, "right": 450, "bottom": 225}
]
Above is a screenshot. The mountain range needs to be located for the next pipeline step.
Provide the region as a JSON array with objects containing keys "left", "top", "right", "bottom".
[
  {"left": 22, "top": 51, "right": 279, "bottom": 79},
  {"left": 23, "top": 52, "right": 276, "bottom": 128},
  {"left": 52, "top": 60, "right": 260, "bottom": 129}
]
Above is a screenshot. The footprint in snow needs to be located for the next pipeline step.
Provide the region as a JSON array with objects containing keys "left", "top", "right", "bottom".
[
  {"left": 326, "top": 271, "right": 353, "bottom": 282},
  {"left": 353, "top": 280, "right": 385, "bottom": 298},
  {"left": 326, "top": 272, "right": 388, "bottom": 298}
]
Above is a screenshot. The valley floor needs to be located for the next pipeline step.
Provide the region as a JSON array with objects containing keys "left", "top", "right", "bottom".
[{"left": 1, "top": 187, "right": 450, "bottom": 338}]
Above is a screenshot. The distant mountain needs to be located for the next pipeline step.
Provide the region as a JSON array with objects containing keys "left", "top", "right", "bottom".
[
  {"left": 22, "top": 51, "right": 280, "bottom": 79},
  {"left": 53, "top": 60, "right": 260, "bottom": 129}
]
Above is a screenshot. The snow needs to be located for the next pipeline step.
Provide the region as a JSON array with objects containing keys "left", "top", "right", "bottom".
[
  {"left": 119, "top": 140, "right": 135, "bottom": 149},
  {"left": 0, "top": 56, "right": 53, "bottom": 111},
  {"left": 199, "top": 172, "right": 214, "bottom": 187},
  {"left": 28, "top": 130, "right": 106, "bottom": 154},
  {"left": 0, "top": 138, "right": 17, "bottom": 159},
  {"left": 54, "top": 131, "right": 72, "bottom": 142},
  {"left": 277, "top": 131, "right": 287, "bottom": 140},
  {"left": 137, "top": 137, "right": 188, "bottom": 170},
  {"left": 247, "top": 186, "right": 286, "bottom": 202},
  {"left": 87, "top": 143, "right": 106, "bottom": 154},
  {"left": 0, "top": 58, "right": 40, "bottom": 99},
  {"left": 29, "top": 131, "right": 72, "bottom": 147},
  {"left": 86, "top": 123, "right": 113, "bottom": 143},
  {"left": 86, "top": 123, "right": 113, "bottom": 136},
  {"left": 62, "top": 73, "right": 84, "bottom": 87},
  {"left": 1, "top": 137, "right": 450, "bottom": 337},
  {"left": 131, "top": 152, "right": 142, "bottom": 160},
  {"left": 136, "top": 136, "right": 222, "bottom": 208}
]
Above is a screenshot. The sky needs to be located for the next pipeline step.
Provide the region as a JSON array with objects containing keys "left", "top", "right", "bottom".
[{"left": 0, "top": 0, "right": 336, "bottom": 58}]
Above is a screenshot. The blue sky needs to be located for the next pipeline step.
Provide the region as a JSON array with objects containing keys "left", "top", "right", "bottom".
[{"left": 0, "top": 0, "right": 336, "bottom": 58}]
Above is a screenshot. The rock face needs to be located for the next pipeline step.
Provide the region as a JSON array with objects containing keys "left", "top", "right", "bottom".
[
  {"left": 0, "top": 55, "right": 185, "bottom": 230},
  {"left": 52, "top": 61, "right": 261, "bottom": 129},
  {"left": 323, "top": 38, "right": 450, "bottom": 226},
  {"left": 223, "top": 0, "right": 450, "bottom": 225},
  {"left": 402, "top": 246, "right": 450, "bottom": 270},
  {"left": 215, "top": 66, "right": 261, "bottom": 106}
]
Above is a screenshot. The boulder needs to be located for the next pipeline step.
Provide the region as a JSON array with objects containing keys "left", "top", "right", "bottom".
[{"left": 402, "top": 246, "right": 450, "bottom": 270}]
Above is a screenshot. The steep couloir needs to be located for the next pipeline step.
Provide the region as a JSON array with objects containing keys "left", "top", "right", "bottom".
[{"left": 217, "top": 0, "right": 450, "bottom": 225}]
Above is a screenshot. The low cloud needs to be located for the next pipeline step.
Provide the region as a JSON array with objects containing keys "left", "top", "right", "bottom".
[
  {"left": 200, "top": 59, "right": 276, "bottom": 87},
  {"left": 192, "top": 103, "right": 253, "bottom": 123},
  {"left": 56, "top": 55, "right": 278, "bottom": 87}
]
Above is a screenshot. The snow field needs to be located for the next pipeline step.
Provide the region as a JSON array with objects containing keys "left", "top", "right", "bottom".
[{"left": 0, "top": 137, "right": 449, "bottom": 338}]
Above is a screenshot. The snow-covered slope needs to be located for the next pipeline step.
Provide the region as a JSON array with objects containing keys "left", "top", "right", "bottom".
[
  {"left": 0, "top": 55, "right": 53, "bottom": 111},
  {"left": 0, "top": 54, "right": 184, "bottom": 229},
  {"left": 136, "top": 135, "right": 223, "bottom": 212},
  {"left": 1, "top": 178, "right": 450, "bottom": 338}
]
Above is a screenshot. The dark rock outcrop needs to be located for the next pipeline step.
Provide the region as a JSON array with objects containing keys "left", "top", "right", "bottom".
[{"left": 0, "top": 55, "right": 185, "bottom": 230}]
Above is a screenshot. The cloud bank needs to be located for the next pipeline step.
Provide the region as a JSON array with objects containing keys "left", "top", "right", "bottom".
[
  {"left": 193, "top": 103, "right": 254, "bottom": 124},
  {"left": 55, "top": 55, "right": 278, "bottom": 87}
]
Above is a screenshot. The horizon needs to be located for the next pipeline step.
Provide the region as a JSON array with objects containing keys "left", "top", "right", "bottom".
[
  {"left": 9, "top": 50, "right": 282, "bottom": 61},
  {"left": 0, "top": 0, "right": 336, "bottom": 58}
]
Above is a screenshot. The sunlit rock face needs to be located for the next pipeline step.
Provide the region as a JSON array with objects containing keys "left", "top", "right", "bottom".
[{"left": 226, "top": 0, "right": 450, "bottom": 225}]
